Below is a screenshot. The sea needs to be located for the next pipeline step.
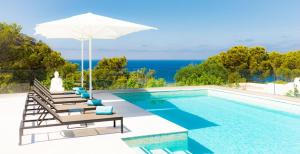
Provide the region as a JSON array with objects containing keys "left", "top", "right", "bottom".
[{"left": 68, "top": 60, "right": 202, "bottom": 83}]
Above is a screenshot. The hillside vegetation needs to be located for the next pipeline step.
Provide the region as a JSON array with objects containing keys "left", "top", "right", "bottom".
[{"left": 175, "top": 46, "right": 300, "bottom": 86}]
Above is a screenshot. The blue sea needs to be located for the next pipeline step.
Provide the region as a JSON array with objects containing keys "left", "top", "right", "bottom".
[{"left": 68, "top": 60, "right": 202, "bottom": 83}]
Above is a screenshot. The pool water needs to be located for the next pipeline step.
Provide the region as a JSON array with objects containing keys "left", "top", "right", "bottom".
[{"left": 115, "top": 90, "right": 300, "bottom": 154}]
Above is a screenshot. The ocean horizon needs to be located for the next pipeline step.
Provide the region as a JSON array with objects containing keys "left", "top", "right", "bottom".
[{"left": 68, "top": 59, "right": 203, "bottom": 83}]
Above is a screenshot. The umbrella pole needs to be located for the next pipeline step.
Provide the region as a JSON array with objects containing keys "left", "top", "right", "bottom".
[
  {"left": 81, "top": 40, "right": 84, "bottom": 87},
  {"left": 89, "top": 38, "right": 93, "bottom": 99}
]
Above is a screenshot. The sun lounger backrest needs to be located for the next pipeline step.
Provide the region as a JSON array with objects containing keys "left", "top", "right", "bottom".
[
  {"left": 33, "top": 80, "right": 43, "bottom": 88},
  {"left": 33, "top": 84, "right": 50, "bottom": 98},
  {"left": 34, "top": 79, "right": 43, "bottom": 87},
  {"left": 33, "top": 88, "right": 56, "bottom": 110},
  {"left": 33, "top": 79, "right": 42, "bottom": 87},
  {"left": 33, "top": 84, "right": 53, "bottom": 99},
  {"left": 32, "top": 96, "right": 62, "bottom": 123},
  {"left": 34, "top": 80, "right": 50, "bottom": 94}
]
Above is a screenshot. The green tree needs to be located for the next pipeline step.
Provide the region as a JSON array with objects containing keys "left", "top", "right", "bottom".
[
  {"left": 219, "top": 46, "right": 250, "bottom": 79},
  {"left": 174, "top": 64, "right": 202, "bottom": 85},
  {"left": 127, "top": 68, "right": 166, "bottom": 88},
  {"left": 175, "top": 46, "right": 300, "bottom": 86},
  {"left": 0, "top": 22, "right": 78, "bottom": 92},
  {"left": 93, "top": 56, "right": 128, "bottom": 89},
  {"left": 269, "top": 51, "right": 300, "bottom": 81},
  {"left": 175, "top": 56, "right": 227, "bottom": 85}
]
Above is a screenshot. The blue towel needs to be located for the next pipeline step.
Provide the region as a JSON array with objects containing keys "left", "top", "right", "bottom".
[
  {"left": 96, "top": 106, "right": 113, "bottom": 115},
  {"left": 73, "top": 87, "right": 84, "bottom": 91},
  {"left": 75, "top": 89, "right": 87, "bottom": 95},
  {"left": 81, "top": 92, "right": 90, "bottom": 99},
  {"left": 87, "top": 99, "right": 102, "bottom": 106}
]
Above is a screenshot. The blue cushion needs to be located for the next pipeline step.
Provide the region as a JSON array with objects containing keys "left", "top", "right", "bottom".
[
  {"left": 81, "top": 92, "right": 90, "bottom": 99},
  {"left": 96, "top": 106, "right": 113, "bottom": 115},
  {"left": 87, "top": 99, "right": 102, "bottom": 106},
  {"left": 75, "top": 89, "right": 87, "bottom": 95},
  {"left": 73, "top": 87, "right": 84, "bottom": 91}
]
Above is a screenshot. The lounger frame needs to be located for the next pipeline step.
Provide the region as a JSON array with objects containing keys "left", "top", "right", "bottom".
[
  {"left": 33, "top": 84, "right": 87, "bottom": 104},
  {"left": 30, "top": 89, "right": 96, "bottom": 114},
  {"left": 19, "top": 95, "right": 123, "bottom": 145},
  {"left": 34, "top": 79, "right": 75, "bottom": 95}
]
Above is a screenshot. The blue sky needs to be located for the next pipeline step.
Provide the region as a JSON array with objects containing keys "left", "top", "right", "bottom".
[{"left": 0, "top": 0, "right": 300, "bottom": 60}]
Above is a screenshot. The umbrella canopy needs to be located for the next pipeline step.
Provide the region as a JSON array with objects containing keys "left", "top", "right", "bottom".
[
  {"left": 35, "top": 12, "right": 157, "bottom": 39},
  {"left": 35, "top": 12, "right": 157, "bottom": 99}
]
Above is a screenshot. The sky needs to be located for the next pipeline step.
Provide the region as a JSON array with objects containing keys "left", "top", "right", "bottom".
[{"left": 0, "top": 0, "right": 300, "bottom": 60}]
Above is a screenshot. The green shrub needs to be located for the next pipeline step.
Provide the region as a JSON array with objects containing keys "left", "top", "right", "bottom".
[
  {"left": 175, "top": 46, "right": 300, "bottom": 86},
  {"left": 274, "top": 80, "right": 288, "bottom": 84},
  {"left": 146, "top": 78, "right": 166, "bottom": 88}
]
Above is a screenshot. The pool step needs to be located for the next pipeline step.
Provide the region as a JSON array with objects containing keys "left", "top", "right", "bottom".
[
  {"left": 133, "top": 147, "right": 192, "bottom": 154},
  {"left": 150, "top": 149, "right": 169, "bottom": 154},
  {"left": 173, "top": 150, "right": 192, "bottom": 154},
  {"left": 162, "top": 148, "right": 192, "bottom": 154}
]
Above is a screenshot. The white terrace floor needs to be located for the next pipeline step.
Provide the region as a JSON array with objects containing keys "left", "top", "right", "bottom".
[{"left": 0, "top": 91, "right": 186, "bottom": 154}]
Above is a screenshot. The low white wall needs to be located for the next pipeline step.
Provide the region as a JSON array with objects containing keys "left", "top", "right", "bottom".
[{"left": 240, "top": 82, "right": 295, "bottom": 95}]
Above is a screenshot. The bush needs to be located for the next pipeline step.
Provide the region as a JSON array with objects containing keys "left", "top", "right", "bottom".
[
  {"left": 127, "top": 68, "right": 165, "bottom": 88},
  {"left": 175, "top": 46, "right": 300, "bottom": 86},
  {"left": 93, "top": 56, "right": 128, "bottom": 89},
  {"left": 274, "top": 80, "right": 288, "bottom": 84},
  {"left": 175, "top": 57, "right": 227, "bottom": 85},
  {"left": 146, "top": 78, "right": 166, "bottom": 88},
  {"left": 174, "top": 64, "right": 201, "bottom": 85}
]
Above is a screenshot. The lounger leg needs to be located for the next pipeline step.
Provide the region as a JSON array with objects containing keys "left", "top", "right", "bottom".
[
  {"left": 121, "top": 119, "right": 123, "bottom": 133},
  {"left": 113, "top": 120, "right": 116, "bottom": 127},
  {"left": 19, "top": 121, "right": 23, "bottom": 145}
]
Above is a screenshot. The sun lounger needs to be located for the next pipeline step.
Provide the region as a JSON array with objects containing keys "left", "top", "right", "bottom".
[
  {"left": 32, "top": 89, "right": 96, "bottom": 113},
  {"left": 34, "top": 83, "right": 80, "bottom": 99},
  {"left": 19, "top": 96, "right": 123, "bottom": 145},
  {"left": 33, "top": 85, "right": 87, "bottom": 104},
  {"left": 33, "top": 79, "right": 80, "bottom": 98},
  {"left": 34, "top": 79, "right": 75, "bottom": 95}
]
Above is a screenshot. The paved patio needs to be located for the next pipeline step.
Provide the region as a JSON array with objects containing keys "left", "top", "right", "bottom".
[{"left": 0, "top": 91, "right": 186, "bottom": 154}]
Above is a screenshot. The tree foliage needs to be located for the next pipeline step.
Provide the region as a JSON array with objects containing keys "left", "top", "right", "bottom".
[
  {"left": 93, "top": 57, "right": 166, "bottom": 89},
  {"left": 0, "top": 22, "right": 78, "bottom": 92},
  {"left": 175, "top": 57, "right": 227, "bottom": 86},
  {"left": 127, "top": 68, "right": 165, "bottom": 88},
  {"left": 93, "top": 56, "right": 128, "bottom": 89},
  {"left": 175, "top": 45, "right": 300, "bottom": 85}
]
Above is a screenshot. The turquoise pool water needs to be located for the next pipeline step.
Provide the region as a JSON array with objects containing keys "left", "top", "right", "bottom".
[{"left": 115, "top": 90, "right": 300, "bottom": 154}]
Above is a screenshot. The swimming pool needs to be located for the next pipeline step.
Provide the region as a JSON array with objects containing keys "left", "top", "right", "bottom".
[{"left": 116, "top": 90, "right": 300, "bottom": 154}]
